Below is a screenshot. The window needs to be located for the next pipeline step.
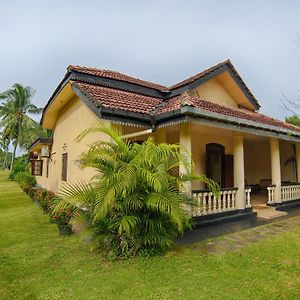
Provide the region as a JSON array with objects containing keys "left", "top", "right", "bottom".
[
  {"left": 31, "top": 160, "right": 43, "bottom": 176},
  {"left": 62, "top": 153, "right": 68, "bottom": 181}
]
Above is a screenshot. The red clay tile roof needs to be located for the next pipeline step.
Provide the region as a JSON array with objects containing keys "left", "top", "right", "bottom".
[
  {"left": 69, "top": 60, "right": 259, "bottom": 109},
  {"left": 69, "top": 65, "right": 169, "bottom": 91},
  {"left": 73, "top": 82, "right": 162, "bottom": 114},
  {"left": 73, "top": 80, "right": 299, "bottom": 133},
  {"left": 156, "top": 93, "right": 300, "bottom": 132},
  {"left": 169, "top": 59, "right": 259, "bottom": 108},
  {"left": 169, "top": 60, "right": 229, "bottom": 90}
]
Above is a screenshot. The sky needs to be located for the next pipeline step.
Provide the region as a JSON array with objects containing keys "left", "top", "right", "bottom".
[{"left": 1, "top": 0, "right": 300, "bottom": 121}]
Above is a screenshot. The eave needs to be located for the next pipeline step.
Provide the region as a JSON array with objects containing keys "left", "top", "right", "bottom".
[{"left": 28, "top": 137, "right": 53, "bottom": 151}]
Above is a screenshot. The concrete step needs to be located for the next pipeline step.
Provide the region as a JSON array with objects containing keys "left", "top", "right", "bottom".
[{"left": 253, "top": 206, "right": 287, "bottom": 220}]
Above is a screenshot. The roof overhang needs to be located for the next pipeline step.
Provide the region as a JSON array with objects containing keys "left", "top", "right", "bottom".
[
  {"left": 155, "top": 106, "right": 300, "bottom": 142},
  {"left": 169, "top": 62, "right": 260, "bottom": 111},
  {"left": 41, "top": 82, "right": 75, "bottom": 129},
  {"left": 28, "top": 137, "right": 53, "bottom": 151}
]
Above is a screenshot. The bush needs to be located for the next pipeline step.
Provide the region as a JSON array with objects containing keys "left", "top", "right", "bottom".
[
  {"left": 15, "top": 172, "right": 36, "bottom": 188},
  {"left": 52, "top": 208, "right": 74, "bottom": 235},
  {"left": 55, "top": 124, "right": 219, "bottom": 258},
  {"left": 22, "top": 185, "right": 74, "bottom": 235},
  {"left": 9, "top": 154, "right": 30, "bottom": 180}
]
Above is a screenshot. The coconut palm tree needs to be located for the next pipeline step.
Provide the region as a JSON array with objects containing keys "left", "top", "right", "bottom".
[
  {"left": 54, "top": 124, "right": 219, "bottom": 257},
  {"left": 0, "top": 83, "right": 42, "bottom": 171}
]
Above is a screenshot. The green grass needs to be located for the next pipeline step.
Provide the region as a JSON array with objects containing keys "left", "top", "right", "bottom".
[{"left": 1, "top": 171, "right": 300, "bottom": 299}]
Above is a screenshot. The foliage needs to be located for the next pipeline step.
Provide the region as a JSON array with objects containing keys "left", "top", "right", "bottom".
[
  {"left": 0, "top": 83, "right": 42, "bottom": 171},
  {"left": 0, "top": 138, "right": 11, "bottom": 169},
  {"left": 9, "top": 154, "right": 30, "bottom": 180},
  {"left": 21, "top": 184, "right": 73, "bottom": 235},
  {"left": 54, "top": 124, "right": 219, "bottom": 258},
  {"left": 14, "top": 171, "right": 36, "bottom": 189},
  {"left": 285, "top": 115, "right": 300, "bottom": 127}
]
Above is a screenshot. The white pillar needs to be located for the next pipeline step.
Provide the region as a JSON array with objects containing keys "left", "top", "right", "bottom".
[
  {"left": 270, "top": 138, "right": 281, "bottom": 202},
  {"left": 179, "top": 123, "right": 192, "bottom": 195},
  {"left": 154, "top": 127, "right": 166, "bottom": 144},
  {"left": 233, "top": 135, "right": 245, "bottom": 209},
  {"left": 296, "top": 143, "right": 300, "bottom": 183}
]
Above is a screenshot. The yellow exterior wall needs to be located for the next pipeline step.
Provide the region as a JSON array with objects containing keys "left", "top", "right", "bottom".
[
  {"left": 39, "top": 96, "right": 111, "bottom": 193},
  {"left": 244, "top": 142, "right": 271, "bottom": 185},
  {"left": 191, "top": 78, "right": 238, "bottom": 108},
  {"left": 244, "top": 141, "right": 297, "bottom": 185}
]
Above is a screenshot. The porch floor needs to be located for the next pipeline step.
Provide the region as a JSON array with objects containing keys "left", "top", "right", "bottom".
[
  {"left": 177, "top": 206, "right": 300, "bottom": 246},
  {"left": 251, "top": 193, "right": 287, "bottom": 220},
  {"left": 251, "top": 193, "right": 268, "bottom": 209}
]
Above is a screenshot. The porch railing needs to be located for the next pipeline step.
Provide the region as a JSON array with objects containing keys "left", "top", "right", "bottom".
[
  {"left": 245, "top": 187, "right": 251, "bottom": 208},
  {"left": 281, "top": 184, "right": 300, "bottom": 202},
  {"left": 267, "top": 185, "right": 276, "bottom": 204},
  {"left": 191, "top": 188, "right": 239, "bottom": 217}
]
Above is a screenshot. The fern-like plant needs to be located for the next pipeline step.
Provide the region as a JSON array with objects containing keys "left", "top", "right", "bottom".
[{"left": 53, "top": 124, "right": 219, "bottom": 257}]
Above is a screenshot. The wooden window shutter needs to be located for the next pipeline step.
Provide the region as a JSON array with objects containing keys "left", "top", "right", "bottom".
[
  {"left": 31, "top": 160, "right": 43, "bottom": 176},
  {"left": 62, "top": 153, "right": 68, "bottom": 181}
]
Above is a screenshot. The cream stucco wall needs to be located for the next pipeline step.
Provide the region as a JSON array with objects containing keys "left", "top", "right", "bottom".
[
  {"left": 191, "top": 78, "right": 238, "bottom": 108},
  {"left": 244, "top": 140, "right": 297, "bottom": 185},
  {"left": 244, "top": 142, "right": 271, "bottom": 184},
  {"left": 40, "top": 96, "right": 111, "bottom": 193}
]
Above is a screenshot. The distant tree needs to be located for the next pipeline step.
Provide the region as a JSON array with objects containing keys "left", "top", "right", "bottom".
[
  {"left": 0, "top": 83, "right": 42, "bottom": 171},
  {"left": 286, "top": 115, "right": 300, "bottom": 127},
  {"left": 0, "top": 136, "right": 11, "bottom": 169}
]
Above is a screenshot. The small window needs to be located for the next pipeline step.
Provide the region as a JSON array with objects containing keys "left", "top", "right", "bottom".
[
  {"left": 31, "top": 160, "right": 43, "bottom": 176},
  {"left": 62, "top": 153, "right": 68, "bottom": 181}
]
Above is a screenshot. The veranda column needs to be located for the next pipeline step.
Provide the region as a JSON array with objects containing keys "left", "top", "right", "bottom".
[
  {"left": 296, "top": 143, "right": 300, "bottom": 183},
  {"left": 179, "top": 122, "right": 192, "bottom": 195},
  {"left": 270, "top": 138, "right": 281, "bottom": 202},
  {"left": 233, "top": 135, "right": 245, "bottom": 209},
  {"left": 154, "top": 127, "right": 166, "bottom": 144}
]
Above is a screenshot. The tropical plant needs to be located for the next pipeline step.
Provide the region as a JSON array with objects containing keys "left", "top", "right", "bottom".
[
  {"left": 54, "top": 124, "right": 219, "bottom": 258},
  {"left": 0, "top": 83, "right": 42, "bottom": 171}
]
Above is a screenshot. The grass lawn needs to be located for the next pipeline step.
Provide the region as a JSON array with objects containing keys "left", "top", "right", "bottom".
[{"left": 1, "top": 171, "right": 300, "bottom": 299}]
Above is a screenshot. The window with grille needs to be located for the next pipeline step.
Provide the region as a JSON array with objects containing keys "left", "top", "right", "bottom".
[
  {"left": 62, "top": 153, "right": 68, "bottom": 181},
  {"left": 31, "top": 160, "right": 43, "bottom": 176}
]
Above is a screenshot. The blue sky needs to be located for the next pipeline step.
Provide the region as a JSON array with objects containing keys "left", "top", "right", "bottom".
[{"left": 1, "top": 0, "right": 300, "bottom": 120}]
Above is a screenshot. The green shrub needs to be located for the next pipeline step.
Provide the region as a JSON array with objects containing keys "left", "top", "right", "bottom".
[
  {"left": 55, "top": 124, "right": 219, "bottom": 258},
  {"left": 23, "top": 186, "right": 73, "bottom": 235},
  {"left": 15, "top": 172, "right": 36, "bottom": 188},
  {"left": 52, "top": 207, "right": 74, "bottom": 235},
  {"left": 9, "top": 154, "right": 30, "bottom": 180}
]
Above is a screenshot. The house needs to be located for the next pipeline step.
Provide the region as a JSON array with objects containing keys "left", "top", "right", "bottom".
[{"left": 28, "top": 59, "right": 300, "bottom": 223}]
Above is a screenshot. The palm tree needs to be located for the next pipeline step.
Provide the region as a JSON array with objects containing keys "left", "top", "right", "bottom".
[
  {"left": 54, "top": 124, "right": 219, "bottom": 257},
  {"left": 0, "top": 83, "right": 42, "bottom": 171},
  {"left": 0, "top": 135, "right": 10, "bottom": 169}
]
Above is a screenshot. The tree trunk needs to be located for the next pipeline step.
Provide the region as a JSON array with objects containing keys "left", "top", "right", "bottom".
[
  {"left": 10, "top": 143, "right": 17, "bottom": 172},
  {"left": 3, "top": 151, "right": 7, "bottom": 169}
]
